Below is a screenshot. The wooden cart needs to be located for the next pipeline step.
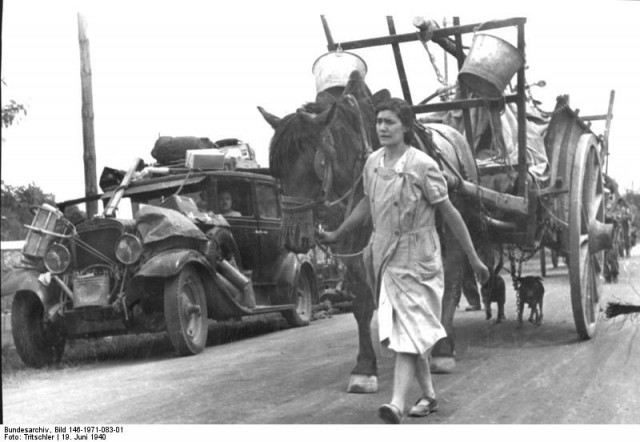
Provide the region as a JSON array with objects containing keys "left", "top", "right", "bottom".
[{"left": 320, "top": 16, "right": 615, "bottom": 339}]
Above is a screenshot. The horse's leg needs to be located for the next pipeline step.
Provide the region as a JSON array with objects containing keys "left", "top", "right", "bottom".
[
  {"left": 431, "top": 227, "right": 464, "bottom": 373},
  {"left": 346, "top": 267, "right": 378, "bottom": 393},
  {"left": 537, "top": 298, "right": 544, "bottom": 325},
  {"left": 517, "top": 299, "right": 525, "bottom": 328}
]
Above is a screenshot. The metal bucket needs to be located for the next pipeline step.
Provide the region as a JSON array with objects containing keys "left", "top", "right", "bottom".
[
  {"left": 458, "top": 33, "right": 524, "bottom": 98},
  {"left": 312, "top": 50, "right": 367, "bottom": 93}
]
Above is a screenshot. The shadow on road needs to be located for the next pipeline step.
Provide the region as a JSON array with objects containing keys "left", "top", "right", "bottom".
[{"left": 453, "top": 309, "right": 583, "bottom": 354}]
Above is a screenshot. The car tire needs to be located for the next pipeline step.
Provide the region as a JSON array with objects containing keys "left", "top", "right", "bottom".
[
  {"left": 12, "top": 292, "right": 66, "bottom": 368},
  {"left": 164, "top": 265, "right": 208, "bottom": 356},
  {"left": 282, "top": 267, "right": 314, "bottom": 327}
]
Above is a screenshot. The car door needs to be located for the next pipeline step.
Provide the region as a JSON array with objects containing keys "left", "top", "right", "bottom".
[
  {"left": 254, "top": 180, "right": 282, "bottom": 283},
  {"left": 212, "top": 176, "right": 259, "bottom": 271}
]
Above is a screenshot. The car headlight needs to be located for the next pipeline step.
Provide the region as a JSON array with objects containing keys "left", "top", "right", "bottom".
[
  {"left": 115, "top": 233, "right": 143, "bottom": 265},
  {"left": 44, "top": 243, "right": 71, "bottom": 274}
]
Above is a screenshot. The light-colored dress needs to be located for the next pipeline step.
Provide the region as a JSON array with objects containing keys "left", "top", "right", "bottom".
[{"left": 363, "top": 146, "right": 448, "bottom": 356}]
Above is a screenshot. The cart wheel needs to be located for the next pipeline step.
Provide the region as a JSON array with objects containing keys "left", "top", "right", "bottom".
[{"left": 568, "top": 134, "right": 605, "bottom": 339}]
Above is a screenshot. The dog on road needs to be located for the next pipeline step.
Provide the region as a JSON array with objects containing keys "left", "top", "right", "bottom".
[
  {"left": 516, "top": 276, "right": 544, "bottom": 327},
  {"left": 481, "top": 257, "right": 506, "bottom": 323}
]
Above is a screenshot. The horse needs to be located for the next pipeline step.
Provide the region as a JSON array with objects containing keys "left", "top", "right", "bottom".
[{"left": 259, "top": 70, "right": 489, "bottom": 392}]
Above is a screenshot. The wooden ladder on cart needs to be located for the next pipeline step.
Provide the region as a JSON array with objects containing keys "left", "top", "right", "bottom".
[
  {"left": 320, "top": 16, "right": 532, "bottom": 237},
  {"left": 319, "top": 16, "right": 615, "bottom": 245}
]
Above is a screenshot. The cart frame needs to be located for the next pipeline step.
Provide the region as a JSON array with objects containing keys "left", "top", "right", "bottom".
[{"left": 320, "top": 16, "right": 615, "bottom": 339}]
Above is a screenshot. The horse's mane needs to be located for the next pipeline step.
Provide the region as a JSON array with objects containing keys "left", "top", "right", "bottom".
[
  {"left": 268, "top": 110, "right": 319, "bottom": 179},
  {"left": 268, "top": 94, "right": 365, "bottom": 181}
]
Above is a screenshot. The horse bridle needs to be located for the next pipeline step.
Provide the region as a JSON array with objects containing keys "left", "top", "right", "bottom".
[{"left": 281, "top": 94, "right": 372, "bottom": 218}]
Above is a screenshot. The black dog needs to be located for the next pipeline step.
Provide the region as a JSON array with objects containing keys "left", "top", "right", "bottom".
[
  {"left": 481, "top": 258, "right": 506, "bottom": 323},
  {"left": 516, "top": 276, "right": 544, "bottom": 327}
]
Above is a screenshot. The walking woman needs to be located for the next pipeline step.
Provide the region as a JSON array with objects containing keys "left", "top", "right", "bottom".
[{"left": 318, "top": 98, "right": 489, "bottom": 424}]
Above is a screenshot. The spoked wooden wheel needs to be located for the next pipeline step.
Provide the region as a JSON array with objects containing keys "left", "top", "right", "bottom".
[{"left": 568, "top": 134, "right": 605, "bottom": 339}]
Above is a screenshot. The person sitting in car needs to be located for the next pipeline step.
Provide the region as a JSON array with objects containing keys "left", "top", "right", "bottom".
[
  {"left": 219, "top": 190, "right": 241, "bottom": 217},
  {"left": 194, "top": 190, "right": 210, "bottom": 213}
]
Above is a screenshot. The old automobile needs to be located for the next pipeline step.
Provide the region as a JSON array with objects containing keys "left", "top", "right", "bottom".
[{"left": 2, "top": 159, "right": 319, "bottom": 367}]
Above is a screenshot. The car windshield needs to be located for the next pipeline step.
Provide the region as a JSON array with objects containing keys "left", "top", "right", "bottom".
[{"left": 130, "top": 177, "right": 254, "bottom": 218}]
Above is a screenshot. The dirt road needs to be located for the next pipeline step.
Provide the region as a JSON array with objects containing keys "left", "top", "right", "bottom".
[{"left": 2, "top": 248, "right": 639, "bottom": 425}]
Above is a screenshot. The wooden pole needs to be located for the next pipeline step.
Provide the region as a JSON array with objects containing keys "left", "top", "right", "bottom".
[
  {"left": 443, "top": 17, "right": 449, "bottom": 85},
  {"left": 452, "top": 17, "right": 475, "bottom": 151},
  {"left": 320, "top": 15, "right": 335, "bottom": 49},
  {"left": 386, "top": 16, "right": 412, "bottom": 104},
  {"left": 516, "top": 21, "right": 528, "bottom": 198},
  {"left": 77, "top": 12, "right": 99, "bottom": 217},
  {"left": 603, "top": 89, "right": 615, "bottom": 173}
]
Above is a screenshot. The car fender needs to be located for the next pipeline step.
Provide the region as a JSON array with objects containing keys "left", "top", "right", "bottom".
[
  {"left": 273, "top": 252, "right": 319, "bottom": 303},
  {"left": 136, "top": 249, "right": 214, "bottom": 279},
  {"left": 1, "top": 268, "right": 58, "bottom": 310},
  {"left": 126, "top": 249, "right": 217, "bottom": 313},
  {"left": 273, "top": 251, "right": 301, "bottom": 287},
  {"left": 296, "top": 254, "right": 320, "bottom": 304}
]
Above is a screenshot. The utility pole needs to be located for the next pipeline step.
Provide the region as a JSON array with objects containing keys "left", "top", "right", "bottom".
[
  {"left": 77, "top": 12, "right": 98, "bottom": 217},
  {"left": 443, "top": 17, "right": 449, "bottom": 86}
]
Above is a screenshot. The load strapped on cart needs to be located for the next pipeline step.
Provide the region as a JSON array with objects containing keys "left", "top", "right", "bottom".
[{"left": 318, "top": 16, "right": 616, "bottom": 339}]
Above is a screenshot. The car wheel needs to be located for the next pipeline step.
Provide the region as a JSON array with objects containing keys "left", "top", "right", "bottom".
[
  {"left": 164, "top": 265, "right": 208, "bottom": 356},
  {"left": 12, "top": 292, "right": 66, "bottom": 368},
  {"left": 282, "top": 267, "right": 314, "bottom": 327}
]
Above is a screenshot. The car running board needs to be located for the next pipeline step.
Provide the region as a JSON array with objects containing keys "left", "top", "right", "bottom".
[{"left": 246, "top": 304, "right": 296, "bottom": 315}]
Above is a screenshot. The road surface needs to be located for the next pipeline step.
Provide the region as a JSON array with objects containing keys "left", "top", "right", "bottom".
[{"left": 2, "top": 248, "right": 639, "bottom": 425}]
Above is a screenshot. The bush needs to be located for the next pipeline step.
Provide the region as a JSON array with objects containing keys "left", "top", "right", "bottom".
[{"left": 1, "top": 181, "right": 55, "bottom": 241}]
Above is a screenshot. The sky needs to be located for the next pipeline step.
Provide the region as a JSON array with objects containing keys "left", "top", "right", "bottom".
[{"left": 2, "top": 0, "right": 639, "bottom": 204}]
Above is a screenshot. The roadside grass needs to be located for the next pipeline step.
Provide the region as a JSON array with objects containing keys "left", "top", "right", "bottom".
[{"left": 2, "top": 332, "right": 173, "bottom": 385}]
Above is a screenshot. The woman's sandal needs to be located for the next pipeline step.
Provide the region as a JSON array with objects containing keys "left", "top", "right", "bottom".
[
  {"left": 378, "top": 403, "right": 403, "bottom": 424},
  {"left": 408, "top": 396, "right": 439, "bottom": 418}
]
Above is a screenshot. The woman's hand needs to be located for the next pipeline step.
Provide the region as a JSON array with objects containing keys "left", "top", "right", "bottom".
[
  {"left": 471, "top": 257, "right": 490, "bottom": 285},
  {"left": 316, "top": 229, "right": 340, "bottom": 244}
]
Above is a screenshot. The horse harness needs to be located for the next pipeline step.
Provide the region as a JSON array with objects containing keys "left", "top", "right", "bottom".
[{"left": 281, "top": 94, "right": 372, "bottom": 218}]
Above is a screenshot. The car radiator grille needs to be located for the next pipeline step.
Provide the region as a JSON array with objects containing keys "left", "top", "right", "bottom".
[{"left": 74, "top": 220, "right": 126, "bottom": 267}]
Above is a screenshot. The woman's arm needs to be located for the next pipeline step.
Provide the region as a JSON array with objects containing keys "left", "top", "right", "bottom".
[
  {"left": 436, "top": 198, "right": 490, "bottom": 284},
  {"left": 317, "top": 197, "right": 371, "bottom": 244}
]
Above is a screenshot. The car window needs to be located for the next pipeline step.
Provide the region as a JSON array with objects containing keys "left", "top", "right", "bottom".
[
  {"left": 133, "top": 191, "right": 205, "bottom": 214},
  {"left": 256, "top": 183, "right": 279, "bottom": 219},
  {"left": 183, "top": 190, "right": 209, "bottom": 212},
  {"left": 216, "top": 180, "right": 253, "bottom": 217}
]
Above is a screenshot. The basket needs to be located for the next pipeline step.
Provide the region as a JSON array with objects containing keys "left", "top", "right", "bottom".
[
  {"left": 458, "top": 33, "right": 524, "bottom": 98},
  {"left": 23, "top": 204, "right": 72, "bottom": 258}
]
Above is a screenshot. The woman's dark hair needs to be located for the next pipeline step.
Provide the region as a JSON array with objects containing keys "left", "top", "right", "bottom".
[{"left": 375, "top": 97, "right": 414, "bottom": 144}]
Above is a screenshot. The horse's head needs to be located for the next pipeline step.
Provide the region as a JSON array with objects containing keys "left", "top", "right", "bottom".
[{"left": 259, "top": 70, "right": 377, "bottom": 253}]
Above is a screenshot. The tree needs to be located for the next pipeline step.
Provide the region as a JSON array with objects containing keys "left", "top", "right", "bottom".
[
  {"left": 1, "top": 99, "right": 27, "bottom": 129},
  {"left": 1, "top": 181, "right": 55, "bottom": 241},
  {"left": 1, "top": 78, "right": 28, "bottom": 143}
]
